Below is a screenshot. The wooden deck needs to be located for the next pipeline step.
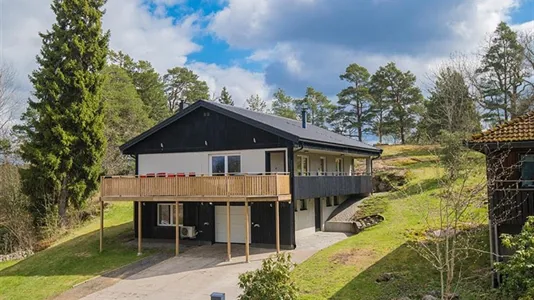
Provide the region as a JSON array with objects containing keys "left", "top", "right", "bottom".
[{"left": 100, "top": 174, "right": 291, "bottom": 202}]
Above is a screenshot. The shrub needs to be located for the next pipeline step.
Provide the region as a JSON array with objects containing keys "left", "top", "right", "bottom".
[
  {"left": 496, "top": 216, "right": 534, "bottom": 300},
  {"left": 238, "top": 252, "right": 298, "bottom": 300}
]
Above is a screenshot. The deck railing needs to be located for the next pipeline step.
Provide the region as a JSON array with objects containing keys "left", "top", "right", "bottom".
[{"left": 101, "top": 173, "right": 291, "bottom": 199}]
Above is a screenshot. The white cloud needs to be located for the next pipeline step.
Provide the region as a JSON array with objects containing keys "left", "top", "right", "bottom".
[
  {"left": 0, "top": 0, "right": 272, "bottom": 117},
  {"left": 189, "top": 62, "right": 273, "bottom": 107}
]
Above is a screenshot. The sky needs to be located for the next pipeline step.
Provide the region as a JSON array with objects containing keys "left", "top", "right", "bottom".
[{"left": 1, "top": 0, "right": 534, "bottom": 114}]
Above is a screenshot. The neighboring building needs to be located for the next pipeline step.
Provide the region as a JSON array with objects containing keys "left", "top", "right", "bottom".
[
  {"left": 466, "top": 111, "right": 534, "bottom": 285},
  {"left": 100, "top": 100, "right": 381, "bottom": 258}
]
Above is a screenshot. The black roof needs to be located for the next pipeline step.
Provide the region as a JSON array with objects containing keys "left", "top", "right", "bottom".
[{"left": 120, "top": 100, "right": 382, "bottom": 155}]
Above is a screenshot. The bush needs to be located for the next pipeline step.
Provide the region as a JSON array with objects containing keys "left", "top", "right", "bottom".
[
  {"left": 496, "top": 216, "right": 534, "bottom": 300},
  {"left": 238, "top": 252, "right": 298, "bottom": 300}
]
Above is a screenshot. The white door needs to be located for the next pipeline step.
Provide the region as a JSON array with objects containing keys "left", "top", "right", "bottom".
[{"left": 215, "top": 206, "right": 251, "bottom": 243}]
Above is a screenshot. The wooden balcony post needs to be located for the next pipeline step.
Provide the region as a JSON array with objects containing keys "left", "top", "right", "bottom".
[
  {"left": 275, "top": 200, "right": 280, "bottom": 254},
  {"left": 245, "top": 199, "right": 250, "bottom": 263},
  {"left": 226, "top": 201, "right": 231, "bottom": 261},
  {"left": 137, "top": 201, "right": 142, "bottom": 256},
  {"left": 179, "top": 201, "right": 180, "bottom": 256},
  {"left": 99, "top": 198, "right": 104, "bottom": 253}
]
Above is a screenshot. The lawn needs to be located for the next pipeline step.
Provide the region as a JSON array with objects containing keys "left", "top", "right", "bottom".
[
  {"left": 293, "top": 145, "right": 497, "bottom": 300},
  {"left": 0, "top": 202, "right": 148, "bottom": 300}
]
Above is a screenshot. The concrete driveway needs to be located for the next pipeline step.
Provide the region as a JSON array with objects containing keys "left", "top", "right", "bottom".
[{"left": 80, "top": 232, "right": 349, "bottom": 300}]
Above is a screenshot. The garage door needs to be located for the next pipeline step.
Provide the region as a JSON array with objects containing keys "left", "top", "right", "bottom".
[{"left": 215, "top": 206, "right": 251, "bottom": 243}]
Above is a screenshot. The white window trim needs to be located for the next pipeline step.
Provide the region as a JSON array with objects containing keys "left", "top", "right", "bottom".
[
  {"left": 296, "top": 155, "right": 310, "bottom": 176},
  {"left": 157, "top": 203, "right": 183, "bottom": 227},
  {"left": 319, "top": 157, "right": 327, "bottom": 176},
  {"left": 335, "top": 158, "right": 344, "bottom": 175},
  {"left": 209, "top": 153, "right": 242, "bottom": 175}
]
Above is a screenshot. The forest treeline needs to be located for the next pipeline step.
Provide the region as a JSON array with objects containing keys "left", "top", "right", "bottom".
[{"left": 0, "top": 0, "right": 533, "bottom": 254}]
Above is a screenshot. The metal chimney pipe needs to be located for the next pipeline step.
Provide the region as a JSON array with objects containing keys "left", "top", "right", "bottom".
[{"left": 301, "top": 109, "right": 307, "bottom": 128}]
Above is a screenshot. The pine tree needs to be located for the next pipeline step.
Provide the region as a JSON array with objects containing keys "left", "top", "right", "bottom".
[
  {"left": 272, "top": 88, "right": 297, "bottom": 119},
  {"left": 218, "top": 87, "right": 234, "bottom": 105},
  {"left": 335, "top": 63, "right": 373, "bottom": 141},
  {"left": 370, "top": 63, "right": 423, "bottom": 144},
  {"left": 245, "top": 94, "right": 268, "bottom": 112},
  {"left": 420, "top": 67, "right": 480, "bottom": 139},
  {"left": 16, "top": 0, "right": 109, "bottom": 226},
  {"left": 163, "top": 67, "right": 210, "bottom": 113},
  {"left": 102, "top": 65, "right": 152, "bottom": 175},
  {"left": 109, "top": 50, "right": 169, "bottom": 123},
  {"left": 477, "top": 22, "right": 527, "bottom": 123},
  {"left": 294, "top": 87, "right": 334, "bottom": 128}
]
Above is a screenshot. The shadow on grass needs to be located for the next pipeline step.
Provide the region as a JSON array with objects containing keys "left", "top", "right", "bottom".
[
  {"left": 328, "top": 228, "right": 497, "bottom": 300},
  {"left": 0, "top": 223, "right": 145, "bottom": 278}
]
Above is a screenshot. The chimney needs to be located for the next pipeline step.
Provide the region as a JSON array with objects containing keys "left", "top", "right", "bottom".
[
  {"left": 301, "top": 109, "right": 307, "bottom": 128},
  {"left": 179, "top": 100, "right": 185, "bottom": 112}
]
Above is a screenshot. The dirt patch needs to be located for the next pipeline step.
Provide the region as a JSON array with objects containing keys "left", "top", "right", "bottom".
[{"left": 330, "top": 248, "right": 376, "bottom": 265}]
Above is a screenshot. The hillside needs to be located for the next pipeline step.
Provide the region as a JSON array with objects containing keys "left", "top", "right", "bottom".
[
  {"left": 0, "top": 203, "right": 149, "bottom": 300},
  {"left": 292, "top": 145, "right": 496, "bottom": 300}
]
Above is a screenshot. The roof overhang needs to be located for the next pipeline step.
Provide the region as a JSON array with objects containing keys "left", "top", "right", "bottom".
[{"left": 465, "top": 140, "right": 534, "bottom": 154}]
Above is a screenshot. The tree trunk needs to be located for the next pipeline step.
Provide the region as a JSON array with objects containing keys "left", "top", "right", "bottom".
[{"left": 58, "top": 178, "right": 68, "bottom": 226}]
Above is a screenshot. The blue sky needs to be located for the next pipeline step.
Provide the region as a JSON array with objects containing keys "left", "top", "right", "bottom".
[{"left": 2, "top": 0, "right": 534, "bottom": 114}]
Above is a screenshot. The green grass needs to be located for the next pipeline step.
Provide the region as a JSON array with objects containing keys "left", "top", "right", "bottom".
[
  {"left": 0, "top": 203, "right": 149, "bottom": 300},
  {"left": 293, "top": 145, "right": 496, "bottom": 300}
]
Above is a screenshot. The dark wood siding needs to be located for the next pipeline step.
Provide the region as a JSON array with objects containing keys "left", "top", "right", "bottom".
[
  {"left": 250, "top": 202, "right": 292, "bottom": 247},
  {"left": 125, "top": 107, "right": 291, "bottom": 154},
  {"left": 492, "top": 190, "right": 534, "bottom": 225},
  {"left": 293, "top": 175, "right": 372, "bottom": 200}
]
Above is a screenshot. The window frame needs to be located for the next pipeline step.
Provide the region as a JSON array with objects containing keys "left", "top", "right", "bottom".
[
  {"left": 300, "top": 199, "right": 308, "bottom": 211},
  {"left": 296, "top": 155, "right": 310, "bottom": 176},
  {"left": 333, "top": 196, "right": 339, "bottom": 206},
  {"left": 335, "top": 158, "right": 344, "bottom": 175},
  {"left": 520, "top": 154, "right": 534, "bottom": 187},
  {"left": 319, "top": 157, "right": 327, "bottom": 176},
  {"left": 209, "top": 153, "right": 242, "bottom": 175},
  {"left": 157, "top": 203, "right": 183, "bottom": 227}
]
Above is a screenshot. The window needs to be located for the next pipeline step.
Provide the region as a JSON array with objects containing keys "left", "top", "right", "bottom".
[
  {"left": 300, "top": 199, "right": 308, "bottom": 211},
  {"left": 521, "top": 154, "right": 534, "bottom": 187},
  {"left": 157, "top": 203, "right": 183, "bottom": 226},
  {"left": 333, "top": 196, "right": 339, "bottom": 206},
  {"left": 319, "top": 157, "right": 327, "bottom": 175},
  {"left": 326, "top": 197, "right": 332, "bottom": 207},
  {"left": 210, "top": 154, "right": 241, "bottom": 175},
  {"left": 296, "top": 155, "right": 309, "bottom": 176},
  {"left": 335, "top": 158, "right": 344, "bottom": 175}
]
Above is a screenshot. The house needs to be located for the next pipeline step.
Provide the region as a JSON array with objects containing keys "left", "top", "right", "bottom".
[
  {"left": 99, "top": 100, "right": 382, "bottom": 262},
  {"left": 466, "top": 111, "right": 534, "bottom": 285}
]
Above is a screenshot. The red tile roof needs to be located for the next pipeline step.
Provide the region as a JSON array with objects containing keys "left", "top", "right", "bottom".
[{"left": 470, "top": 111, "right": 534, "bottom": 143}]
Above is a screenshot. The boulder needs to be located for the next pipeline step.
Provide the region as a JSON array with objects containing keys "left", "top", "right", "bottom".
[{"left": 373, "top": 169, "right": 408, "bottom": 192}]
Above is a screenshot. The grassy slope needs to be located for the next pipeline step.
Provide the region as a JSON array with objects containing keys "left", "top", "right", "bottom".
[
  {"left": 293, "top": 145, "right": 496, "bottom": 300},
  {"left": 0, "top": 203, "right": 149, "bottom": 300}
]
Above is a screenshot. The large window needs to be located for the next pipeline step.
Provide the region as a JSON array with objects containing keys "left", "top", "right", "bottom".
[
  {"left": 157, "top": 203, "right": 183, "bottom": 227},
  {"left": 521, "top": 154, "right": 534, "bottom": 187},
  {"left": 296, "top": 155, "right": 309, "bottom": 176},
  {"left": 210, "top": 154, "right": 241, "bottom": 175}
]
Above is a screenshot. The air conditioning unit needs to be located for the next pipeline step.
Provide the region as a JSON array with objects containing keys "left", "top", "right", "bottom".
[{"left": 180, "top": 225, "right": 196, "bottom": 238}]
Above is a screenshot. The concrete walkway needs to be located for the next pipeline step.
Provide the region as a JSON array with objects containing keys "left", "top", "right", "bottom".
[{"left": 80, "top": 232, "right": 349, "bottom": 300}]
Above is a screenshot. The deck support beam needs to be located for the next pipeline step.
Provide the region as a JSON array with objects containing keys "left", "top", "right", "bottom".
[
  {"left": 275, "top": 200, "right": 280, "bottom": 254},
  {"left": 179, "top": 201, "right": 180, "bottom": 256},
  {"left": 226, "top": 201, "right": 231, "bottom": 261},
  {"left": 245, "top": 199, "right": 250, "bottom": 263},
  {"left": 137, "top": 201, "right": 142, "bottom": 256},
  {"left": 99, "top": 199, "right": 104, "bottom": 253}
]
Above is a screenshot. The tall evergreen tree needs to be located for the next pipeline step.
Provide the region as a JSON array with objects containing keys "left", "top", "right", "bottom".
[
  {"left": 16, "top": 0, "right": 109, "bottom": 226},
  {"left": 477, "top": 22, "right": 527, "bottom": 123},
  {"left": 335, "top": 63, "right": 373, "bottom": 141},
  {"left": 218, "top": 87, "right": 234, "bottom": 105},
  {"left": 163, "top": 67, "right": 210, "bottom": 113},
  {"left": 101, "top": 65, "right": 152, "bottom": 175},
  {"left": 245, "top": 94, "right": 268, "bottom": 113},
  {"left": 420, "top": 68, "right": 480, "bottom": 139},
  {"left": 109, "top": 50, "right": 169, "bottom": 123},
  {"left": 271, "top": 89, "right": 297, "bottom": 119},
  {"left": 370, "top": 62, "right": 423, "bottom": 144},
  {"left": 295, "top": 87, "right": 334, "bottom": 128},
  {"left": 369, "top": 75, "right": 391, "bottom": 144}
]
